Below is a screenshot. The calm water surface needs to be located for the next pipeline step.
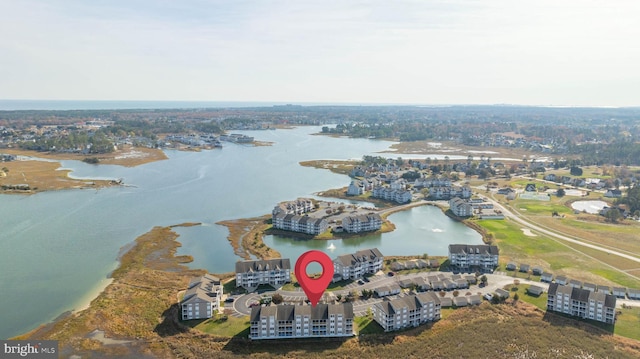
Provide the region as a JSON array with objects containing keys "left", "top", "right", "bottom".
[{"left": 0, "top": 126, "right": 481, "bottom": 339}]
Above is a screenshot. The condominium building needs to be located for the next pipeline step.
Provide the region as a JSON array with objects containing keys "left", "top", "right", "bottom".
[
  {"left": 333, "top": 248, "right": 384, "bottom": 280},
  {"left": 448, "top": 244, "right": 499, "bottom": 270},
  {"left": 372, "top": 292, "right": 441, "bottom": 332},
  {"left": 272, "top": 198, "right": 314, "bottom": 216},
  {"left": 371, "top": 186, "right": 412, "bottom": 203},
  {"left": 249, "top": 303, "right": 354, "bottom": 339},
  {"left": 547, "top": 283, "right": 616, "bottom": 324},
  {"left": 342, "top": 213, "right": 382, "bottom": 233},
  {"left": 449, "top": 197, "right": 473, "bottom": 217},
  {"left": 181, "top": 274, "right": 223, "bottom": 321},
  {"left": 235, "top": 258, "right": 291, "bottom": 290},
  {"left": 272, "top": 213, "right": 329, "bottom": 235}
]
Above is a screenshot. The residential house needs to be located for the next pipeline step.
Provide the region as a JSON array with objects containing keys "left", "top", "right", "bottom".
[
  {"left": 569, "top": 279, "right": 582, "bottom": 289},
  {"left": 448, "top": 244, "right": 499, "bottom": 271},
  {"left": 236, "top": 258, "right": 291, "bottom": 290},
  {"left": 597, "top": 285, "right": 611, "bottom": 295},
  {"left": 527, "top": 285, "right": 544, "bottom": 296},
  {"left": 532, "top": 266, "right": 544, "bottom": 276},
  {"left": 439, "top": 297, "right": 453, "bottom": 307},
  {"left": 374, "top": 284, "right": 402, "bottom": 297},
  {"left": 495, "top": 288, "right": 510, "bottom": 299},
  {"left": 464, "top": 275, "right": 477, "bottom": 285},
  {"left": 390, "top": 261, "right": 405, "bottom": 271},
  {"left": 546, "top": 283, "right": 616, "bottom": 324},
  {"left": 582, "top": 283, "right": 597, "bottom": 292},
  {"left": 468, "top": 294, "right": 482, "bottom": 305},
  {"left": 181, "top": 274, "right": 223, "bottom": 321},
  {"left": 342, "top": 213, "right": 382, "bottom": 233},
  {"left": 372, "top": 292, "right": 441, "bottom": 332},
  {"left": 519, "top": 264, "right": 530, "bottom": 273},
  {"left": 555, "top": 276, "right": 569, "bottom": 286},
  {"left": 413, "top": 277, "right": 431, "bottom": 291},
  {"left": 333, "top": 248, "right": 384, "bottom": 280},
  {"left": 604, "top": 189, "right": 623, "bottom": 198},
  {"left": 613, "top": 287, "right": 627, "bottom": 298},
  {"left": 399, "top": 279, "right": 414, "bottom": 289},
  {"left": 453, "top": 296, "right": 468, "bottom": 307},
  {"left": 249, "top": 303, "right": 354, "bottom": 339},
  {"left": 455, "top": 279, "right": 469, "bottom": 289},
  {"left": 628, "top": 289, "right": 640, "bottom": 300},
  {"left": 541, "top": 272, "right": 554, "bottom": 283},
  {"left": 506, "top": 262, "right": 517, "bottom": 271}
]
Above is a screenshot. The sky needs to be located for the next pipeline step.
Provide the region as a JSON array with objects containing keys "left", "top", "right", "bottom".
[{"left": 1, "top": 0, "right": 639, "bottom": 106}]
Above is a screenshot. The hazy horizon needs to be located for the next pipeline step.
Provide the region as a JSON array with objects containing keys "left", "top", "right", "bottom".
[{"left": 2, "top": 1, "right": 640, "bottom": 107}]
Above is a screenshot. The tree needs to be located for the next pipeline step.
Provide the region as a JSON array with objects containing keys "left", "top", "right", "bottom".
[
  {"left": 1, "top": 167, "right": 8, "bottom": 173},
  {"left": 570, "top": 166, "right": 583, "bottom": 176},
  {"left": 480, "top": 275, "right": 488, "bottom": 286},
  {"left": 271, "top": 293, "right": 284, "bottom": 305},
  {"left": 605, "top": 208, "right": 622, "bottom": 223},
  {"left": 336, "top": 294, "right": 342, "bottom": 302},
  {"left": 452, "top": 290, "right": 459, "bottom": 297},
  {"left": 513, "top": 293, "right": 520, "bottom": 302},
  {"left": 556, "top": 188, "right": 565, "bottom": 197}
]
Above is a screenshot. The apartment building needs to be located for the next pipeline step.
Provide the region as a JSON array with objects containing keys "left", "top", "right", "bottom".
[
  {"left": 448, "top": 244, "right": 499, "bottom": 271},
  {"left": 249, "top": 303, "right": 354, "bottom": 339},
  {"left": 342, "top": 213, "right": 382, "bottom": 233},
  {"left": 449, "top": 197, "right": 473, "bottom": 217},
  {"left": 181, "top": 274, "right": 223, "bottom": 321},
  {"left": 547, "top": 283, "right": 616, "bottom": 324},
  {"left": 235, "top": 258, "right": 291, "bottom": 290},
  {"left": 333, "top": 248, "right": 384, "bottom": 280},
  {"left": 272, "top": 213, "right": 329, "bottom": 235},
  {"left": 372, "top": 292, "right": 441, "bottom": 332}
]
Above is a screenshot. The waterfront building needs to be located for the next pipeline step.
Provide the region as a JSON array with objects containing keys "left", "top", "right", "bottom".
[
  {"left": 448, "top": 244, "right": 499, "bottom": 271},
  {"left": 181, "top": 274, "right": 223, "bottom": 321},
  {"left": 449, "top": 197, "right": 473, "bottom": 217},
  {"left": 236, "top": 258, "right": 291, "bottom": 290},
  {"left": 334, "top": 248, "right": 384, "bottom": 280},
  {"left": 547, "top": 283, "right": 616, "bottom": 324},
  {"left": 249, "top": 303, "right": 354, "bottom": 339},
  {"left": 342, "top": 213, "right": 382, "bottom": 233},
  {"left": 372, "top": 292, "right": 441, "bottom": 332}
]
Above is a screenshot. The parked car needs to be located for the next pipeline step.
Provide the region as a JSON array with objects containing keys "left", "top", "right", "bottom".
[
  {"left": 387, "top": 272, "right": 395, "bottom": 277},
  {"left": 224, "top": 297, "right": 235, "bottom": 303},
  {"left": 357, "top": 280, "right": 364, "bottom": 285},
  {"left": 484, "top": 293, "right": 494, "bottom": 301}
]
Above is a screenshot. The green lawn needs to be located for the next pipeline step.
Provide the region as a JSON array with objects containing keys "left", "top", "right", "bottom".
[
  {"left": 514, "top": 201, "right": 572, "bottom": 215},
  {"left": 192, "top": 314, "right": 251, "bottom": 337},
  {"left": 477, "top": 220, "right": 640, "bottom": 288},
  {"left": 613, "top": 306, "right": 640, "bottom": 340},
  {"left": 355, "top": 315, "right": 384, "bottom": 335}
]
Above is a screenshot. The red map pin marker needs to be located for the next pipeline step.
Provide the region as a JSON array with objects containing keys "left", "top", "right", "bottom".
[{"left": 294, "top": 250, "right": 334, "bottom": 307}]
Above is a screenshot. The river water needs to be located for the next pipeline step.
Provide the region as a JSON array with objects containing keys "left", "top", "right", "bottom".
[{"left": 0, "top": 126, "right": 481, "bottom": 339}]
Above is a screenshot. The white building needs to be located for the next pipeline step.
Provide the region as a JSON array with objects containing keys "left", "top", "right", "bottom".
[
  {"left": 448, "top": 244, "right": 499, "bottom": 270},
  {"left": 334, "top": 248, "right": 384, "bottom": 280},
  {"left": 272, "top": 213, "right": 329, "bottom": 235},
  {"left": 372, "top": 292, "right": 441, "bottom": 332},
  {"left": 249, "top": 303, "right": 354, "bottom": 339},
  {"left": 547, "top": 283, "right": 616, "bottom": 324},
  {"left": 181, "top": 274, "right": 223, "bottom": 321},
  {"left": 272, "top": 198, "right": 314, "bottom": 216},
  {"left": 449, "top": 198, "right": 473, "bottom": 217},
  {"left": 372, "top": 186, "right": 412, "bottom": 203},
  {"left": 342, "top": 213, "right": 382, "bottom": 233},
  {"left": 347, "top": 180, "right": 364, "bottom": 196},
  {"left": 236, "top": 258, "right": 291, "bottom": 290}
]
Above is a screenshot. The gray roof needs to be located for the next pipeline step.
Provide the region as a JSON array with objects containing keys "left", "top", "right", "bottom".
[
  {"left": 251, "top": 303, "right": 354, "bottom": 322},
  {"left": 453, "top": 297, "right": 468, "bottom": 306},
  {"left": 335, "top": 248, "right": 384, "bottom": 267},
  {"left": 182, "top": 274, "right": 222, "bottom": 306},
  {"left": 376, "top": 292, "right": 440, "bottom": 315},
  {"left": 236, "top": 258, "right": 291, "bottom": 273},
  {"left": 448, "top": 244, "right": 499, "bottom": 256}
]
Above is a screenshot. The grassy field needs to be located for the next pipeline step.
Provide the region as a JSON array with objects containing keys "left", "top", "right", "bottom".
[
  {"left": 478, "top": 220, "right": 640, "bottom": 287},
  {"left": 192, "top": 314, "right": 251, "bottom": 337}
]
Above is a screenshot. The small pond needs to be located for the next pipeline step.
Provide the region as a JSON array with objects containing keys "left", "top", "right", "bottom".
[{"left": 571, "top": 200, "right": 608, "bottom": 214}]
